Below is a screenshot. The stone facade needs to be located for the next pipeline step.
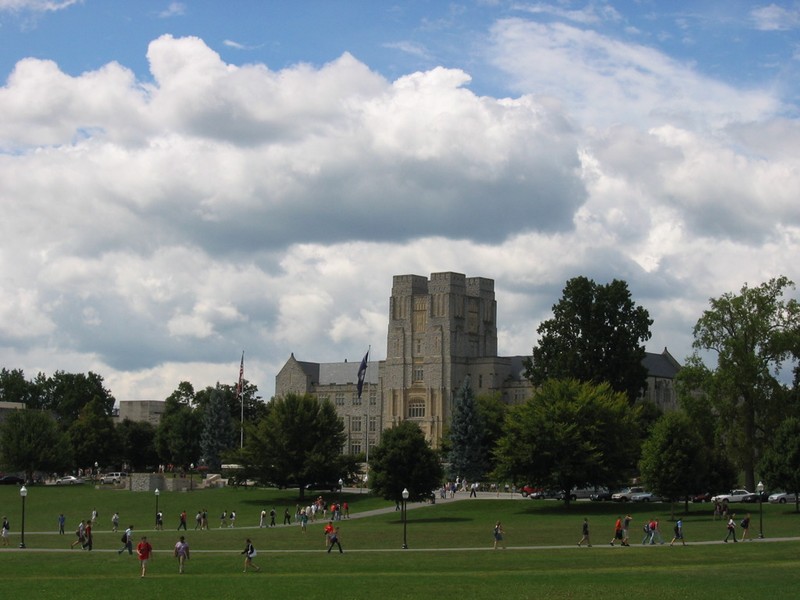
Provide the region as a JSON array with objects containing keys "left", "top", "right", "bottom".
[{"left": 275, "top": 271, "right": 682, "bottom": 450}]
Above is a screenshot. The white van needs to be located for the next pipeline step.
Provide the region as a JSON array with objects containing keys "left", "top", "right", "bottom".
[{"left": 101, "top": 472, "right": 127, "bottom": 484}]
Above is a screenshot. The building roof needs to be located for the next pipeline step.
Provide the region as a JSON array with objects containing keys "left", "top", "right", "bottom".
[
  {"left": 642, "top": 348, "right": 681, "bottom": 379},
  {"left": 319, "top": 361, "right": 379, "bottom": 386}
]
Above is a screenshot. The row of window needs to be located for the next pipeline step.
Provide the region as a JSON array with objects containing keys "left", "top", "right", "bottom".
[
  {"left": 322, "top": 391, "right": 379, "bottom": 407},
  {"left": 348, "top": 416, "right": 378, "bottom": 433}
]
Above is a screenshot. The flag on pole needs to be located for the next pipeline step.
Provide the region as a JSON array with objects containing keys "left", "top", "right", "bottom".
[
  {"left": 357, "top": 350, "right": 369, "bottom": 399},
  {"left": 237, "top": 352, "right": 244, "bottom": 397}
]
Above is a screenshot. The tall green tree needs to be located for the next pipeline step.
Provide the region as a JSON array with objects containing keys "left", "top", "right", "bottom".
[
  {"left": 68, "top": 395, "right": 120, "bottom": 469},
  {"left": 524, "top": 277, "right": 653, "bottom": 403},
  {"left": 200, "top": 385, "right": 236, "bottom": 471},
  {"left": 447, "top": 377, "right": 488, "bottom": 482},
  {"left": 0, "top": 410, "right": 72, "bottom": 481},
  {"left": 0, "top": 368, "right": 36, "bottom": 405},
  {"left": 37, "top": 371, "right": 115, "bottom": 427},
  {"left": 476, "top": 392, "right": 507, "bottom": 476},
  {"left": 638, "top": 411, "right": 707, "bottom": 515},
  {"left": 155, "top": 398, "right": 203, "bottom": 469},
  {"left": 240, "top": 393, "right": 346, "bottom": 500},
  {"left": 495, "top": 379, "right": 639, "bottom": 505},
  {"left": 371, "top": 420, "right": 443, "bottom": 503},
  {"left": 115, "top": 418, "right": 158, "bottom": 472},
  {"left": 759, "top": 417, "right": 800, "bottom": 512},
  {"left": 689, "top": 276, "right": 800, "bottom": 490}
]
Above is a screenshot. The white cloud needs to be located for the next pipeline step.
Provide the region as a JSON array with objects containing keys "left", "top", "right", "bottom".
[
  {"left": 0, "top": 0, "right": 79, "bottom": 12},
  {"left": 0, "top": 28, "right": 797, "bottom": 402},
  {"left": 158, "top": 1, "right": 185, "bottom": 19},
  {"left": 751, "top": 4, "right": 800, "bottom": 31}
]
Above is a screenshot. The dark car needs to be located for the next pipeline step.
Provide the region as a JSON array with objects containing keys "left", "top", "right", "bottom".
[
  {"left": 305, "top": 482, "right": 341, "bottom": 492},
  {"left": 742, "top": 491, "right": 768, "bottom": 503},
  {"left": 692, "top": 492, "right": 712, "bottom": 503},
  {"left": 590, "top": 489, "right": 613, "bottom": 501},
  {"left": 0, "top": 475, "right": 24, "bottom": 485}
]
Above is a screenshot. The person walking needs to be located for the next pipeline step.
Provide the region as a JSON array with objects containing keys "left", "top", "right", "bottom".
[
  {"left": 242, "top": 538, "right": 261, "bottom": 572},
  {"left": 82, "top": 520, "right": 93, "bottom": 551},
  {"left": 300, "top": 509, "right": 308, "bottom": 533},
  {"left": 284, "top": 508, "right": 292, "bottom": 525},
  {"left": 269, "top": 507, "right": 276, "bottom": 527},
  {"left": 577, "top": 518, "right": 591, "bottom": 547},
  {"left": 622, "top": 514, "right": 633, "bottom": 546},
  {"left": 724, "top": 514, "right": 738, "bottom": 543},
  {"left": 178, "top": 510, "right": 188, "bottom": 531},
  {"left": 327, "top": 526, "right": 343, "bottom": 553},
  {"left": 740, "top": 513, "right": 752, "bottom": 541},
  {"left": 58, "top": 513, "right": 66, "bottom": 535},
  {"left": 174, "top": 535, "right": 190, "bottom": 574},
  {"left": 194, "top": 511, "right": 202, "bottom": 530},
  {"left": 118, "top": 525, "right": 134, "bottom": 555},
  {"left": 112, "top": 512, "right": 119, "bottom": 532},
  {"left": 71, "top": 520, "right": 86, "bottom": 549},
  {"left": 610, "top": 516, "right": 623, "bottom": 546},
  {"left": 493, "top": 521, "right": 506, "bottom": 549},
  {"left": 259, "top": 509, "right": 266, "bottom": 528},
  {"left": 1, "top": 516, "right": 9, "bottom": 546},
  {"left": 324, "top": 521, "right": 335, "bottom": 547},
  {"left": 136, "top": 536, "right": 153, "bottom": 578},
  {"left": 670, "top": 519, "right": 686, "bottom": 546}
]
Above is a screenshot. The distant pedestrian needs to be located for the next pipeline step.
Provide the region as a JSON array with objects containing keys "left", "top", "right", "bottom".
[
  {"left": 58, "top": 513, "right": 66, "bottom": 535},
  {"left": 740, "top": 513, "right": 752, "bottom": 541},
  {"left": 343, "top": 502, "right": 349, "bottom": 519},
  {"left": 259, "top": 509, "right": 266, "bottom": 528},
  {"left": 220, "top": 510, "right": 228, "bottom": 528},
  {"left": 670, "top": 519, "right": 686, "bottom": 546},
  {"left": 112, "top": 512, "right": 119, "bottom": 532},
  {"left": 327, "top": 526, "right": 343, "bottom": 553},
  {"left": 284, "top": 508, "right": 292, "bottom": 525},
  {"left": 71, "top": 520, "right": 86, "bottom": 549},
  {"left": 493, "top": 521, "right": 506, "bottom": 549},
  {"left": 300, "top": 510, "right": 308, "bottom": 532},
  {"left": 610, "top": 516, "right": 623, "bottom": 546},
  {"left": 136, "top": 536, "right": 153, "bottom": 577},
  {"left": 269, "top": 508, "right": 276, "bottom": 527},
  {"left": 229, "top": 511, "right": 236, "bottom": 528},
  {"left": 724, "top": 514, "right": 738, "bottom": 543},
  {"left": 324, "top": 521, "right": 335, "bottom": 547},
  {"left": 82, "top": 521, "right": 93, "bottom": 550},
  {"left": 195, "top": 511, "right": 202, "bottom": 530},
  {"left": 1, "top": 517, "right": 9, "bottom": 546},
  {"left": 118, "top": 525, "right": 134, "bottom": 555},
  {"left": 622, "top": 514, "right": 633, "bottom": 546},
  {"left": 178, "top": 510, "right": 188, "bottom": 531},
  {"left": 242, "top": 538, "right": 261, "bottom": 572},
  {"left": 577, "top": 518, "right": 591, "bottom": 547},
  {"left": 174, "top": 535, "right": 190, "bottom": 574}
]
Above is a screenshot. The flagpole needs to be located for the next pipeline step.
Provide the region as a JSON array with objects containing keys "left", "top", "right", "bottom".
[
  {"left": 363, "top": 345, "right": 371, "bottom": 487},
  {"left": 238, "top": 351, "right": 245, "bottom": 449}
]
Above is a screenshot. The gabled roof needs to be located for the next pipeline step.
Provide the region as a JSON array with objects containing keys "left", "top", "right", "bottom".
[{"left": 642, "top": 348, "right": 681, "bottom": 379}]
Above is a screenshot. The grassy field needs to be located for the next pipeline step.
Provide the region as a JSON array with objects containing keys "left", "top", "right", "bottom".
[{"left": 1, "top": 483, "right": 799, "bottom": 599}]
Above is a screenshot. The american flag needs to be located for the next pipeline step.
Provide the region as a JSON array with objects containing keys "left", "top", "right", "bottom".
[
  {"left": 237, "top": 352, "right": 244, "bottom": 397},
  {"left": 357, "top": 350, "right": 369, "bottom": 399}
]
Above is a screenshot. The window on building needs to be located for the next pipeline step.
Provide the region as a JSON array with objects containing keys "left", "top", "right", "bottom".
[
  {"left": 413, "top": 366, "right": 424, "bottom": 382},
  {"left": 369, "top": 389, "right": 377, "bottom": 406},
  {"left": 319, "top": 394, "right": 330, "bottom": 405},
  {"left": 350, "top": 441, "right": 362, "bottom": 455},
  {"left": 369, "top": 416, "right": 377, "bottom": 432},
  {"left": 353, "top": 392, "right": 361, "bottom": 406},
  {"left": 408, "top": 401, "right": 425, "bottom": 418},
  {"left": 478, "top": 374, "right": 483, "bottom": 388},
  {"left": 415, "top": 338, "right": 422, "bottom": 354},
  {"left": 335, "top": 392, "right": 345, "bottom": 406},
  {"left": 351, "top": 417, "right": 362, "bottom": 432}
]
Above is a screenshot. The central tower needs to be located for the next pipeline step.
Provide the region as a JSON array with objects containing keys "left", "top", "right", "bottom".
[{"left": 382, "top": 272, "right": 497, "bottom": 447}]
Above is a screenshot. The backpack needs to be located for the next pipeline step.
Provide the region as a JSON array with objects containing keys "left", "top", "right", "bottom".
[{"left": 121, "top": 532, "right": 128, "bottom": 544}]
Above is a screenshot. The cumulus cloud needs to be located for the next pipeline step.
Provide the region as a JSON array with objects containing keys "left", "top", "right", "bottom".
[{"left": 0, "top": 24, "right": 797, "bottom": 401}]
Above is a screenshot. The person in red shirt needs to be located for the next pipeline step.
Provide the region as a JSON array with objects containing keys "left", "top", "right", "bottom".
[
  {"left": 323, "top": 521, "right": 335, "bottom": 547},
  {"left": 610, "top": 517, "right": 622, "bottom": 546},
  {"left": 136, "top": 536, "right": 153, "bottom": 578}
]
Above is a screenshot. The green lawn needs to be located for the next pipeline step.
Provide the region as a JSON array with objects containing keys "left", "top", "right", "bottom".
[{"left": 1, "top": 484, "right": 799, "bottom": 599}]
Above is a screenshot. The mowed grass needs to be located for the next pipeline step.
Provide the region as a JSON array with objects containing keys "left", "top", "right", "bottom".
[{"left": 1, "top": 483, "right": 800, "bottom": 599}]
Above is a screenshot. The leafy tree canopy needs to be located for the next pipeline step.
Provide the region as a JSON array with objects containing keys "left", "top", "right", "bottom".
[
  {"left": 759, "top": 417, "right": 800, "bottom": 512},
  {"left": 371, "top": 420, "right": 443, "bottom": 503},
  {"left": 0, "top": 410, "right": 72, "bottom": 481},
  {"left": 525, "top": 276, "right": 653, "bottom": 403},
  {"left": 495, "top": 378, "right": 639, "bottom": 504},
  {"left": 447, "top": 377, "right": 488, "bottom": 481}
]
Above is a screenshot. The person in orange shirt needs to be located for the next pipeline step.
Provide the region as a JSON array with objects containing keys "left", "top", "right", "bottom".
[
  {"left": 610, "top": 516, "right": 622, "bottom": 546},
  {"left": 136, "top": 536, "right": 153, "bottom": 578},
  {"left": 324, "top": 521, "right": 335, "bottom": 547}
]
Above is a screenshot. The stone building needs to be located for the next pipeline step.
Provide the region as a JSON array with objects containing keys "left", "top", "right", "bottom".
[{"left": 275, "top": 271, "right": 680, "bottom": 452}]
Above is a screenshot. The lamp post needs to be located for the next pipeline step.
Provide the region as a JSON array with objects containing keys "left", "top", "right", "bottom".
[
  {"left": 19, "top": 485, "right": 27, "bottom": 549},
  {"left": 338, "top": 478, "right": 343, "bottom": 519},
  {"left": 402, "top": 487, "right": 409, "bottom": 549},
  {"left": 155, "top": 488, "right": 160, "bottom": 529},
  {"left": 757, "top": 481, "right": 765, "bottom": 539}
]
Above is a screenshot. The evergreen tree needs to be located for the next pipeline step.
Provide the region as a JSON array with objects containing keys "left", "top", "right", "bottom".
[
  {"left": 200, "top": 385, "right": 236, "bottom": 471},
  {"left": 447, "top": 377, "right": 488, "bottom": 482}
]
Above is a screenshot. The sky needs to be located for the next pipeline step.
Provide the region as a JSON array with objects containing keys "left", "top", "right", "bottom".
[{"left": 1, "top": 0, "right": 799, "bottom": 403}]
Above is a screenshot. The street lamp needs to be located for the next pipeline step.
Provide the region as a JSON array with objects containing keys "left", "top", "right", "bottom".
[
  {"left": 155, "top": 488, "right": 160, "bottom": 529},
  {"left": 338, "top": 478, "right": 343, "bottom": 520},
  {"left": 402, "top": 487, "right": 409, "bottom": 549},
  {"left": 19, "top": 485, "right": 27, "bottom": 549},
  {"left": 757, "top": 481, "right": 765, "bottom": 539}
]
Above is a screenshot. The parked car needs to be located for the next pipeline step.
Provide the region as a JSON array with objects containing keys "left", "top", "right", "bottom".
[
  {"left": 631, "top": 491, "right": 661, "bottom": 502},
  {"left": 692, "top": 492, "right": 712, "bottom": 503},
  {"left": 612, "top": 487, "right": 644, "bottom": 502},
  {"left": 0, "top": 475, "right": 24, "bottom": 485},
  {"left": 711, "top": 489, "right": 752, "bottom": 503},
  {"left": 768, "top": 491, "right": 798, "bottom": 504},
  {"left": 531, "top": 489, "right": 558, "bottom": 499},
  {"left": 557, "top": 487, "right": 606, "bottom": 501},
  {"left": 519, "top": 485, "right": 540, "bottom": 498},
  {"left": 56, "top": 475, "right": 84, "bottom": 485},
  {"left": 741, "top": 491, "right": 768, "bottom": 503},
  {"left": 101, "top": 472, "right": 127, "bottom": 484},
  {"left": 590, "top": 489, "right": 613, "bottom": 501}
]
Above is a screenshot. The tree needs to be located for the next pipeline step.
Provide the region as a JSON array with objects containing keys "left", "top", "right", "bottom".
[
  {"left": 0, "top": 368, "right": 36, "bottom": 405},
  {"left": 37, "top": 371, "right": 116, "bottom": 427},
  {"left": 115, "top": 418, "right": 158, "bottom": 471},
  {"left": 446, "top": 377, "right": 488, "bottom": 482},
  {"left": 68, "top": 395, "right": 120, "bottom": 470},
  {"left": 200, "top": 385, "right": 236, "bottom": 471},
  {"left": 689, "top": 276, "right": 800, "bottom": 490},
  {"left": 495, "top": 379, "right": 639, "bottom": 505},
  {"left": 155, "top": 401, "right": 203, "bottom": 468},
  {"left": 759, "top": 417, "right": 800, "bottom": 513},
  {"left": 524, "top": 277, "right": 653, "bottom": 403},
  {"left": 638, "top": 411, "right": 707, "bottom": 516},
  {"left": 241, "top": 393, "right": 346, "bottom": 500},
  {"left": 370, "top": 420, "right": 443, "bottom": 503},
  {"left": 476, "top": 392, "right": 507, "bottom": 476},
  {"left": 0, "top": 410, "right": 72, "bottom": 481}
]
